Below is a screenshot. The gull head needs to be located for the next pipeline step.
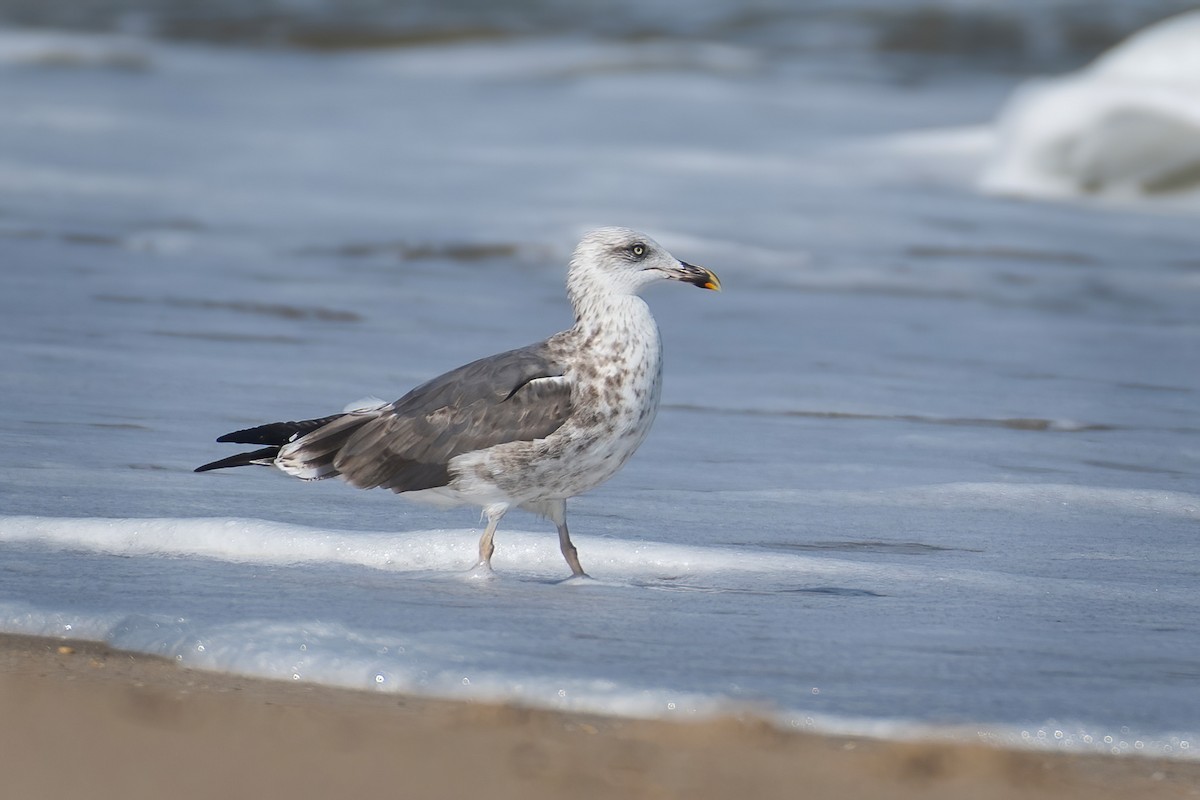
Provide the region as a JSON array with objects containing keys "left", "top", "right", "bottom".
[{"left": 568, "top": 227, "right": 721, "bottom": 303}]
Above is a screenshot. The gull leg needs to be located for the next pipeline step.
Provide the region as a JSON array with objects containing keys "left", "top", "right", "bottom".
[
  {"left": 558, "top": 521, "right": 587, "bottom": 578},
  {"left": 547, "top": 499, "right": 587, "bottom": 578},
  {"left": 476, "top": 503, "right": 508, "bottom": 572}
]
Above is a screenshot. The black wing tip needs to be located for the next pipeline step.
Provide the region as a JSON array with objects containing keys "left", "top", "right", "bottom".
[
  {"left": 194, "top": 446, "right": 281, "bottom": 473},
  {"left": 214, "top": 414, "right": 349, "bottom": 446},
  {"left": 215, "top": 425, "right": 286, "bottom": 445}
]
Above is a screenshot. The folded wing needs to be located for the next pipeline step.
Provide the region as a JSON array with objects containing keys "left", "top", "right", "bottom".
[{"left": 275, "top": 343, "right": 573, "bottom": 492}]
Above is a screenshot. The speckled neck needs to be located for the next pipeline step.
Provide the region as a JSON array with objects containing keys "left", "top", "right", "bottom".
[{"left": 568, "top": 281, "right": 659, "bottom": 352}]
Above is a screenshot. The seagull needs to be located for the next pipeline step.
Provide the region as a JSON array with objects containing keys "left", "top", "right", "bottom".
[{"left": 196, "top": 227, "right": 720, "bottom": 578}]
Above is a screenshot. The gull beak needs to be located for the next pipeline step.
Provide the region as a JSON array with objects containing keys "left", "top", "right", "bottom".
[{"left": 671, "top": 261, "right": 722, "bottom": 291}]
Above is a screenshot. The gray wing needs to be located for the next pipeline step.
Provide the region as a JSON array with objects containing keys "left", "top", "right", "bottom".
[{"left": 283, "top": 342, "right": 573, "bottom": 493}]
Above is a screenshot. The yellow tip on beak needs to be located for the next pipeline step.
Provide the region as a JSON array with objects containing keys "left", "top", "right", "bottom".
[{"left": 679, "top": 261, "right": 721, "bottom": 291}]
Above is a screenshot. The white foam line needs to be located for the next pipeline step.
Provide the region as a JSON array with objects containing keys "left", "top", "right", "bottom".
[
  {"left": 0, "top": 516, "right": 471, "bottom": 571},
  {"left": 775, "top": 712, "right": 1199, "bottom": 762},
  {"left": 0, "top": 515, "right": 900, "bottom": 581}
]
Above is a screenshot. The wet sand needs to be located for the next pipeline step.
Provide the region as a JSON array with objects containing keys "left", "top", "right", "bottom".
[{"left": 2, "top": 633, "right": 1197, "bottom": 800}]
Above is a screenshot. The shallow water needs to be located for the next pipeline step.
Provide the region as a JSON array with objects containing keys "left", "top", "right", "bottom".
[{"left": 1, "top": 7, "right": 1198, "bottom": 759}]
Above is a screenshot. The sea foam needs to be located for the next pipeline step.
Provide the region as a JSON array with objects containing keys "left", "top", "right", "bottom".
[{"left": 982, "top": 10, "right": 1200, "bottom": 206}]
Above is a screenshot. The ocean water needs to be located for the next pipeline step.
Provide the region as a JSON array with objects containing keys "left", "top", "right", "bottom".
[{"left": 1, "top": 3, "right": 1198, "bottom": 759}]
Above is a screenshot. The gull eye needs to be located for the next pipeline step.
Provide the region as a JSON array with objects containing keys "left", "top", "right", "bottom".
[{"left": 630, "top": 243, "right": 646, "bottom": 258}]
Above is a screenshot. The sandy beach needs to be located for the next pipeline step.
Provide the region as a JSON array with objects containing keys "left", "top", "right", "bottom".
[{"left": 1, "top": 633, "right": 1195, "bottom": 800}]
